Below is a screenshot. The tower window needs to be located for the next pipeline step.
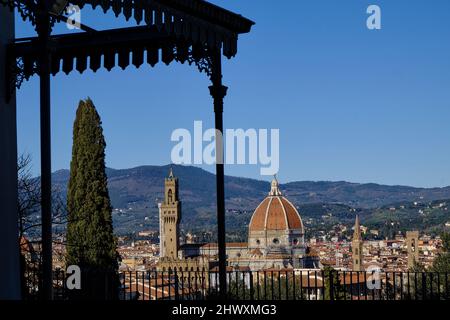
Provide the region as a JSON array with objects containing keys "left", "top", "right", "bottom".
[
  {"left": 273, "top": 238, "right": 279, "bottom": 245},
  {"left": 256, "top": 239, "right": 261, "bottom": 245},
  {"left": 293, "top": 239, "right": 299, "bottom": 245},
  {"left": 411, "top": 240, "right": 416, "bottom": 252}
]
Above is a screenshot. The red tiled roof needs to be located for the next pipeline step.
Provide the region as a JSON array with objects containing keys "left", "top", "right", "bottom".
[{"left": 249, "top": 196, "right": 304, "bottom": 233}]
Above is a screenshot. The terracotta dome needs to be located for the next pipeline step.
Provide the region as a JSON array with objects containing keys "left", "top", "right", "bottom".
[{"left": 249, "top": 178, "right": 304, "bottom": 233}]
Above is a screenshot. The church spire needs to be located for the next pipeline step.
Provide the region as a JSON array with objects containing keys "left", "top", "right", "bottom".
[
  {"left": 353, "top": 214, "right": 361, "bottom": 240},
  {"left": 352, "top": 214, "right": 363, "bottom": 271}
]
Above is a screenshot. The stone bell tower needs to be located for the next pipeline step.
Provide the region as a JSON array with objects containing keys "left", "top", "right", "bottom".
[
  {"left": 352, "top": 215, "right": 363, "bottom": 271},
  {"left": 159, "top": 168, "right": 181, "bottom": 259},
  {"left": 406, "top": 231, "right": 419, "bottom": 269}
]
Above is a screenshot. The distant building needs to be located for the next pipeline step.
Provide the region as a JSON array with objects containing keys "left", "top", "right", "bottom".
[
  {"left": 159, "top": 167, "right": 181, "bottom": 259},
  {"left": 351, "top": 215, "right": 363, "bottom": 271},
  {"left": 157, "top": 171, "right": 318, "bottom": 273},
  {"left": 406, "top": 231, "right": 419, "bottom": 269}
]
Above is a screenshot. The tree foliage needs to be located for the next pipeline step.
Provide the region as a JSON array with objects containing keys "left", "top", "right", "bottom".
[
  {"left": 431, "top": 232, "right": 450, "bottom": 275},
  {"left": 323, "top": 266, "right": 347, "bottom": 300},
  {"left": 17, "top": 153, "right": 67, "bottom": 299},
  {"left": 66, "top": 99, "right": 118, "bottom": 298}
]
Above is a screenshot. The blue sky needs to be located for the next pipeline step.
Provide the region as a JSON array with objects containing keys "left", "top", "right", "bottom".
[{"left": 14, "top": 0, "right": 450, "bottom": 187}]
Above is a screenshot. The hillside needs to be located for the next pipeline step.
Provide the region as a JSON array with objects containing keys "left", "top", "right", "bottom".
[{"left": 50, "top": 165, "right": 450, "bottom": 236}]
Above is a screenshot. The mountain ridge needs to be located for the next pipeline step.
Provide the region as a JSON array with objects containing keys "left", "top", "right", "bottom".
[
  {"left": 46, "top": 164, "right": 450, "bottom": 235},
  {"left": 52, "top": 164, "right": 450, "bottom": 194},
  {"left": 51, "top": 165, "right": 450, "bottom": 211}
]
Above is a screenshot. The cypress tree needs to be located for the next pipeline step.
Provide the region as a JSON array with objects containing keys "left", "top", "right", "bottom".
[{"left": 66, "top": 98, "right": 118, "bottom": 298}]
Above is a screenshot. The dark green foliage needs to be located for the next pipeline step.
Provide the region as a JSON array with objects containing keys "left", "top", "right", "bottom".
[
  {"left": 364, "top": 200, "right": 450, "bottom": 238},
  {"left": 439, "top": 232, "right": 450, "bottom": 252},
  {"left": 225, "top": 271, "right": 317, "bottom": 300},
  {"left": 66, "top": 98, "right": 118, "bottom": 298},
  {"left": 432, "top": 233, "right": 450, "bottom": 273},
  {"left": 323, "top": 266, "right": 346, "bottom": 300},
  {"left": 407, "top": 247, "right": 450, "bottom": 300},
  {"left": 258, "top": 273, "right": 308, "bottom": 300}
]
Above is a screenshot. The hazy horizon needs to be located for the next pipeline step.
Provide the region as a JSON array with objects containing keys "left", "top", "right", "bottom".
[{"left": 35, "top": 162, "right": 449, "bottom": 189}]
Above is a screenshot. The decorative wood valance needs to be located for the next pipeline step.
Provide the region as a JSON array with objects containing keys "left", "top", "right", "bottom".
[{"left": 2, "top": 0, "right": 254, "bottom": 90}]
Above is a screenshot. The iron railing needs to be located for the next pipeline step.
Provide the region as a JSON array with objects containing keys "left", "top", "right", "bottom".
[{"left": 23, "top": 269, "right": 450, "bottom": 301}]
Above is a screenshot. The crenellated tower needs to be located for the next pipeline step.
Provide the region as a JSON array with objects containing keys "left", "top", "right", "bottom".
[{"left": 159, "top": 167, "right": 181, "bottom": 259}]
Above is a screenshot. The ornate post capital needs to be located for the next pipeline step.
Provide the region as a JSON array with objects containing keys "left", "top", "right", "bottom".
[
  {"left": 208, "top": 84, "right": 228, "bottom": 100},
  {"left": 209, "top": 84, "right": 228, "bottom": 114}
]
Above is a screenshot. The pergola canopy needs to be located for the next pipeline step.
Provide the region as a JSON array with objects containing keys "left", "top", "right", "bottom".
[{"left": 6, "top": 0, "right": 254, "bottom": 87}]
